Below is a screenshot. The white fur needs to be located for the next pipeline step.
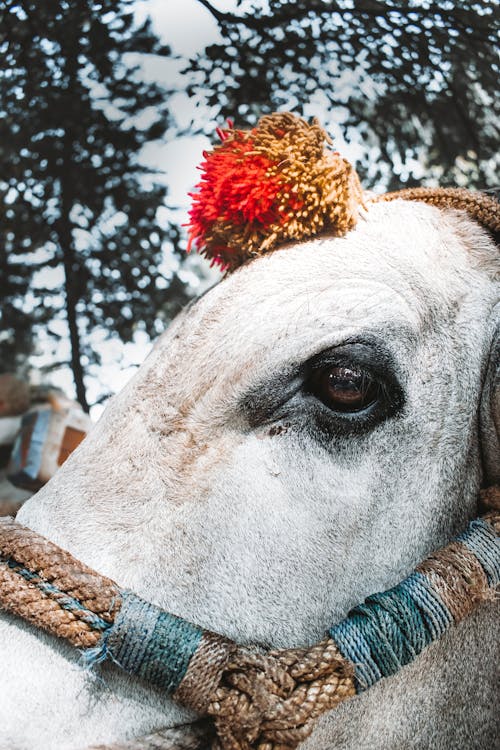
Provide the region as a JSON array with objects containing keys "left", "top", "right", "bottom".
[{"left": 1, "top": 201, "right": 498, "bottom": 749}]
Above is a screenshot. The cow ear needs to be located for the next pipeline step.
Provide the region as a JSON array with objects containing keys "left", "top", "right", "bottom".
[{"left": 480, "top": 321, "right": 500, "bottom": 486}]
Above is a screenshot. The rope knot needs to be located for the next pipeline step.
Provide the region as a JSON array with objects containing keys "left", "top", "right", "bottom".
[{"left": 208, "top": 639, "right": 355, "bottom": 750}]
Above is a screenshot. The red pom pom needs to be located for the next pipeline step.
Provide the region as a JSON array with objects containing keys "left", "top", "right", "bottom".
[
  {"left": 186, "top": 113, "right": 363, "bottom": 271},
  {"left": 187, "top": 131, "right": 291, "bottom": 266}
]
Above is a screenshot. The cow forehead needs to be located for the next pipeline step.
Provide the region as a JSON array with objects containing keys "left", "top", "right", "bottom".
[
  {"left": 226, "top": 200, "right": 491, "bottom": 301},
  {"left": 177, "top": 201, "right": 492, "bottom": 358}
]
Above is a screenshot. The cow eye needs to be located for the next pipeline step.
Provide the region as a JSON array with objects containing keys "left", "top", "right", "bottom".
[{"left": 309, "top": 365, "right": 380, "bottom": 413}]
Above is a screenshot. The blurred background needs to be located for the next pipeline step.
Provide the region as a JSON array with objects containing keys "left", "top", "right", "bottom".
[{"left": 1, "top": 0, "right": 498, "bottom": 420}]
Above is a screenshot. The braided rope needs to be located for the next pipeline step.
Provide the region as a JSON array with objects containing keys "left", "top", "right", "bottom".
[
  {"left": 0, "top": 498, "right": 498, "bottom": 750},
  {"left": 376, "top": 187, "right": 500, "bottom": 238},
  {"left": 0, "top": 517, "right": 120, "bottom": 648}
]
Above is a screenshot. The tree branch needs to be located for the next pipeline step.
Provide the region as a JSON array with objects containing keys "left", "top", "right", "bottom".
[{"left": 195, "top": 0, "right": 233, "bottom": 25}]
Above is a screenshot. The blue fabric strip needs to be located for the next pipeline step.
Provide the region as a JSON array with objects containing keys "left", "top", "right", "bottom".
[
  {"left": 330, "top": 571, "right": 452, "bottom": 692},
  {"left": 457, "top": 519, "right": 500, "bottom": 586},
  {"left": 22, "top": 408, "right": 51, "bottom": 480},
  {"left": 106, "top": 590, "right": 203, "bottom": 694}
]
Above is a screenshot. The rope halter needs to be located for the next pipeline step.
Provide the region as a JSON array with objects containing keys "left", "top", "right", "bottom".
[{"left": 0, "top": 491, "right": 498, "bottom": 750}]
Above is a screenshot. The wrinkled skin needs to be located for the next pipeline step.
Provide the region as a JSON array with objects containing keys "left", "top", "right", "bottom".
[{"left": 1, "top": 201, "right": 498, "bottom": 749}]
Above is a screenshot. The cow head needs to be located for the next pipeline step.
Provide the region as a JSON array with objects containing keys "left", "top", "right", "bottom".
[{"left": 18, "top": 195, "right": 499, "bottom": 650}]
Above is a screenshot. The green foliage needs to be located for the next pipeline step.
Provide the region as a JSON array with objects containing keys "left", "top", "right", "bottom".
[
  {"left": 0, "top": 0, "right": 189, "bottom": 409},
  {"left": 189, "top": 0, "right": 499, "bottom": 190}
]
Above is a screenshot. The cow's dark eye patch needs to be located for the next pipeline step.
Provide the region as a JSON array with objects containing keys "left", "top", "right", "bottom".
[{"left": 241, "top": 338, "right": 405, "bottom": 438}]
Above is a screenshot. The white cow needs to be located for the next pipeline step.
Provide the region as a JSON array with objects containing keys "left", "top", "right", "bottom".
[{"left": 0, "top": 199, "right": 498, "bottom": 750}]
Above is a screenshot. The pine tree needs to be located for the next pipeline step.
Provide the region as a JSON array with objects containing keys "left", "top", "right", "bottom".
[
  {"left": 0, "top": 0, "right": 188, "bottom": 410},
  {"left": 189, "top": 0, "right": 499, "bottom": 190}
]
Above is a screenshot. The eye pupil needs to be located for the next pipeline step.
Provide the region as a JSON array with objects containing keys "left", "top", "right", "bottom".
[{"left": 314, "top": 365, "right": 379, "bottom": 413}]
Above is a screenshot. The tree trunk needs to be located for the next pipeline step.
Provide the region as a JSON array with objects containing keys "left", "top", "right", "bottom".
[
  {"left": 60, "top": 221, "right": 89, "bottom": 413},
  {"left": 58, "top": 21, "right": 89, "bottom": 414}
]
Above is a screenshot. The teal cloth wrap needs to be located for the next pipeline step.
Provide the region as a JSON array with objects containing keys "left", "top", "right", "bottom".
[
  {"left": 457, "top": 518, "right": 500, "bottom": 586},
  {"left": 329, "top": 516, "right": 498, "bottom": 692},
  {"left": 330, "top": 571, "right": 451, "bottom": 691},
  {"left": 105, "top": 590, "right": 203, "bottom": 694}
]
